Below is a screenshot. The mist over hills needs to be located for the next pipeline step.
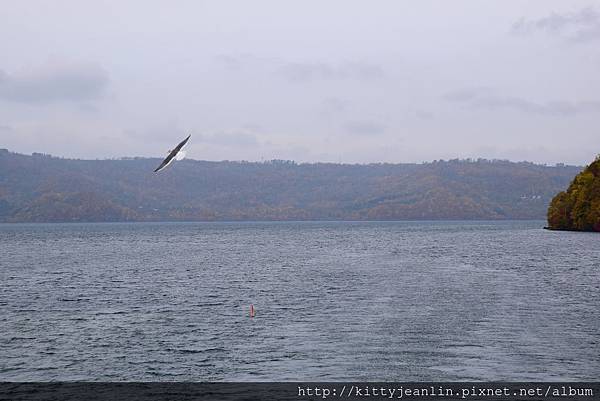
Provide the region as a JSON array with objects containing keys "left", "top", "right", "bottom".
[{"left": 0, "top": 149, "right": 582, "bottom": 222}]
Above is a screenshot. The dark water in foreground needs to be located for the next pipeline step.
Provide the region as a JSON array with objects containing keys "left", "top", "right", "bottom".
[{"left": 0, "top": 221, "right": 598, "bottom": 381}]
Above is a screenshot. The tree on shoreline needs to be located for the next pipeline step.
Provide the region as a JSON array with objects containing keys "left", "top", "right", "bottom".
[{"left": 547, "top": 155, "right": 600, "bottom": 232}]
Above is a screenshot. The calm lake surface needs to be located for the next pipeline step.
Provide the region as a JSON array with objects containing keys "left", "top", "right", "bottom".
[{"left": 1, "top": 221, "right": 598, "bottom": 381}]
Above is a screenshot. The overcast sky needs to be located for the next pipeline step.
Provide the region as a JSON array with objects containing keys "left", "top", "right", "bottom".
[{"left": 1, "top": 1, "right": 599, "bottom": 164}]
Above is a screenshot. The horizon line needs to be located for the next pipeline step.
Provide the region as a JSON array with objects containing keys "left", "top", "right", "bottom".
[{"left": 0, "top": 148, "right": 587, "bottom": 168}]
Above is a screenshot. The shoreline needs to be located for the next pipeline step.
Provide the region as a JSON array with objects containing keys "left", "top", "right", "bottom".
[{"left": 543, "top": 226, "right": 599, "bottom": 233}]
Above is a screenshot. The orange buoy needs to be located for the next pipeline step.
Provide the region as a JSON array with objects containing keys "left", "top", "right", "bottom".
[{"left": 250, "top": 304, "right": 255, "bottom": 318}]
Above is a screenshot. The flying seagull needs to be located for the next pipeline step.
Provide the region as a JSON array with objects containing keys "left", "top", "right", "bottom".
[{"left": 154, "top": 134, "right": 191, "bottom": 173}]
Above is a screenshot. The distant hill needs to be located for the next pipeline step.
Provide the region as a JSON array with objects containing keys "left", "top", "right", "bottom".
[
  {"left": 0, "top": 149, "right": 583, "bottom": 223},
  {"left": 547, "top": 155, "right": 600, "bottom": 232}
]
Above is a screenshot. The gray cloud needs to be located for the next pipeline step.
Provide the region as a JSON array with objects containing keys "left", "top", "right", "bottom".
[
  {"left": 240, "top": 123, "right": 264, "bottom": 133},
  {"left": 442, "top": 87, "right": 493, "bottom": 102},
  {"left": 511, "top": 6, "right": 600, "bottom": 43},
  {"left": 415, "top": 110, "right": 435, "bottom": 120},
  {"left": 570, "top": 25, "right": 600, "bottom": 43},
  {"left": 197, "top": 131, "right": 259, "bottom": 148},
  {"left": 0, "top": 2, "right": 598, "bottom": 165},
  {"left": 215, "top": 54, "right": 246, "bottom": 70},
  {"left": 444, "top": 88, "right": 600, "bottom": 116},
  {"left": 0, "top": 62, "right": 108, "bottom": 103},
  {"left": 320, "top": 97, "right": 348, "bottom": 116},
  {"left": 280, "top": 61, "right": 384, "bottom": 83},
  {"left": 214, "top": 53, "right": 266, "bottom": 70},
  {"left": 124, "top": 123, "right": 187, "bottom": 144},
  {"left": 344, "top": 120, "right": 386, "bottom": 135},
  {"left": 125, "top": 124, "right": 261, "bottom": 151},
  {"left": 216, "top": 54, "right": 384, "bottom": 84}
]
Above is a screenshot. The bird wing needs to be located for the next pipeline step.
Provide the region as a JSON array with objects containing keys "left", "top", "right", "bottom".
[
  {"left": 173, "top": 134, "right": 191, "bottom": 153},
  {"left": 153, "top": 151, "right": 176, "bottom": 172},
  {"left": 153, "top": 135, "right": 191, "bottom": 173}
]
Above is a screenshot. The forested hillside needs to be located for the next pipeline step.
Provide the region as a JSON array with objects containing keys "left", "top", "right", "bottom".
[
  {"left": 0, "top": 149, "right": 582, "bottom": 222},
  {"left": 547, "top": 155, "right": 600, "bottom": 231}
]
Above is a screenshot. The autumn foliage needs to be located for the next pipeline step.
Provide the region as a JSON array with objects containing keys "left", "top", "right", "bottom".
[
  {"left": 547, "top": 155, "right": 600, "bottom": 232},
  {"left": 0, "top": 149, "right": 585, "bottom": 223}
]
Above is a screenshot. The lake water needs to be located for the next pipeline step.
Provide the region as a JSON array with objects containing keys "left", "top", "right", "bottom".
[{"left": 1, "top": 221, "right": 598, "bottom": 381}]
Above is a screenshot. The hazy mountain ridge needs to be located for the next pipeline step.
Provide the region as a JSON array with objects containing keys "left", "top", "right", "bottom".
[{"left": 0, "top": 149, "right": 583, "bottom": 222}]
